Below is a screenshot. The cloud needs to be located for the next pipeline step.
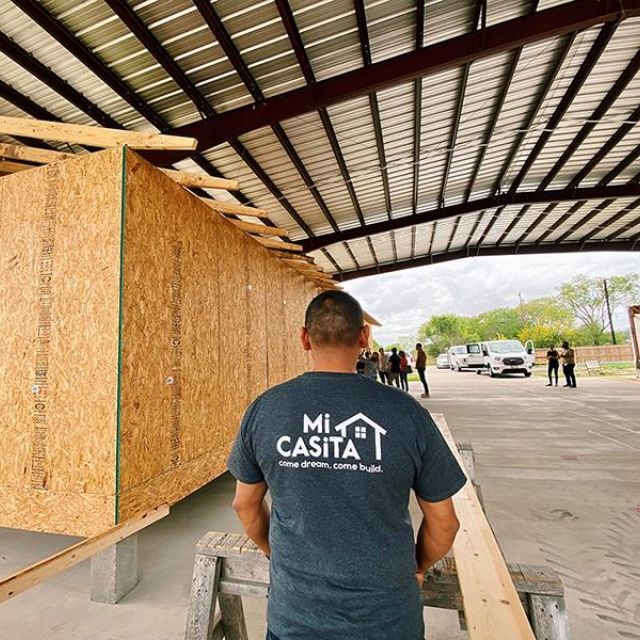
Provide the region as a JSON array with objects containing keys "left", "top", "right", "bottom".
[{"left": 344, "top": 252, "right": 640, "bottom": 344}]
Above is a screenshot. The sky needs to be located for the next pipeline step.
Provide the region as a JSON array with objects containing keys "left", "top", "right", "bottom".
[{"left": 342, "top": 252, "right": 640, "bottom": 346}]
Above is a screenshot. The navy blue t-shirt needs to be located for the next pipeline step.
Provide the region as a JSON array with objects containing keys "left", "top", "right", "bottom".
[{"left": 227, "top": 372, "right": 466, "bottom": 640}]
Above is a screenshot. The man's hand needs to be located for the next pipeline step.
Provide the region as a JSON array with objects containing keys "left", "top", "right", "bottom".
[
  {"left": 232, "top": 480, "right": 271, "bottom": 558},
  {"left": 415, "top": 496, "right": 460, "bottom": 576}
]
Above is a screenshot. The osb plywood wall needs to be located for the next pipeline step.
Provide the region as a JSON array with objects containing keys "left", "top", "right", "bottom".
[
  {"left": 0, "top": 150, "right": 123, "bottom": 535},
  {"left": 116, "top": 151, "right": 317, "bottom": 521},
  {"left": 0, "top": 147, "right": 318, "bottom": 536}
]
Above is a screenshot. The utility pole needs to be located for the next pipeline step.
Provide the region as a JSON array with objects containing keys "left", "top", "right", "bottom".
[
  {"left": 518, "top": 292, "right": 525, "bottom": 324},
  {"left": 603, "top": 279, "right": 617, "bottom": 345}
]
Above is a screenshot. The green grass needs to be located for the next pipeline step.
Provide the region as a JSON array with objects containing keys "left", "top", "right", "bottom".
[{"left": 533, "top": 361, "right": 637, "bottom": 378}]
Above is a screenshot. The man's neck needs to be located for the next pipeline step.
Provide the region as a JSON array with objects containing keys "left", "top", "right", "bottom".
[{"left": 310, "top": 349, "right": 358, "bottom": 374}]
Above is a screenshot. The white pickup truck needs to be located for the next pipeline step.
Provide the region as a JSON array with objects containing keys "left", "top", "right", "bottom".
[{"left": 466, "top": 339, "right": 535, "bottom": 377}]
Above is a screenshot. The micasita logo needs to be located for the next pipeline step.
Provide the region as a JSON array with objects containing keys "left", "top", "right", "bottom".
[{"left": 276, "top": 413, "right": 387, "bottom": 473}]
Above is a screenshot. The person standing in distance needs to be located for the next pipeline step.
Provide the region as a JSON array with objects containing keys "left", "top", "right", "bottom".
[
  {"left": 388, "top": 346, "right": 401, "bottom": 387},
  {"left": 561, "top": 341, "right": 577, "bottom": 388},
  {"left": 415, "top": 343, "right": 430, "bottom": 398},
  {"left": 228, "top": 291, "right": 466, "bottom": 640},
  {"left": 546, "top": 345, "right": 560, "bottom": 387}
]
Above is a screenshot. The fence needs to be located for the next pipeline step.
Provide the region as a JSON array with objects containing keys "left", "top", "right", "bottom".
[{"left": 534, "top": 344, "right": 633, "bottom": 365}]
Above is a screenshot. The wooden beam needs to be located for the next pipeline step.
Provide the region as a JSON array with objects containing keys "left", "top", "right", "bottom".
[
  {"left": 162, "top": 169, "right": 238, "bottom": 191},
  {"left": 431, "top": 415, "right": 535, "bottom": 639},
  {"left": 0, "top": 142, "right": 72, "bottom": 164},
  {"left": 0, "top": 505, "right": 169, "bottom": 603},
  {"left": 0, "top": 115, "right": 197, "bottom": 151},
  {"left": 270, "top": 250, "right": 315, "bottom": 263},
  {"left": 198, "top": 197, "right": 268, "bottom": 218},
  {"left": 282, "top": 258, "right": 325, "bottom": 272},
  {"left": 0, "top": 160, "right": 34, "bottom": 174},
  {"left": 254, "top": 236, "right": 303, "bottom": 252},
  {"left": 227, "top": 218, "right": 288, "bottom": 238}
]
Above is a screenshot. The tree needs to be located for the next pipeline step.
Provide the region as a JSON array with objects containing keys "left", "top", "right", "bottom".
[
  {"left": 473, "top": 307, "right": 523, "bottom": 341},
  {"left": 418, "top": 314, "right": 472, "bottom": 357},
  {"left": 559, "top": 274, "right": 640, "bottom": 343},
  {"left": 518, "top": 297, "right": 575, "bottom": 347}
]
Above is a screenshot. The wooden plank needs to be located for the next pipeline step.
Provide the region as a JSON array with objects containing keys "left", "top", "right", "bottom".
[
  {"left": 161, "top": 169, "right": 238, "bottom": 191},
  {"left": 0, "top": 142, "right": 72, "bottom": 164},
  {"left": 0, "top": 115, "right": 196, "bottom": 150},
  {"left": 229, "top": 218, "right": 288, "bottom": 238},
  {"left": 270, "top": 250, "right": 315, "bottom": 262},
  {"left": 0, "top": 504, "right": 168, "bottom": 603},
  {"left": 219, "top": 593, "right": 250, "bottom": 640},
  {"left": 431, "top": 414, "right": 535, "bottom": 640},
  {"left": 282, "top": 259, "right": 325, "bottom": 272},
  {"left": 199, "top": 197, "right": 268, "bottom": 218},
  {"left": 0, "top": 160, "right": 36, "bottom": 174},
  {"left": 253, "top": 236, "right": 303, "bottom": 252}
]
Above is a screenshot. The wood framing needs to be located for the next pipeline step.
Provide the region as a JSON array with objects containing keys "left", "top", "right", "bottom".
[
  {"left": 228, "top": 218, "right": 289, "bottom": 238},
  {"left": 0, "top": 115, "right": 197, "bottom": 150},
  {"left": 199, "top": 197, "right": 269, "bottom": 218},
  {"left": 0, "top": 160, "right": 33, "bottom": 174},
  {"left": 0, "top": 141, "right": 73, "bottom": 164},
  {"left": 161, "top": 169, "right": 238, "bottom": 191},
  {"left": 432, "top": 414, "right": 535, "bottom": 639},
  {"left": 0, "top": 148, "right": 318, "bottom": 536},
  {"left": 0, "top": 505, "right": 168, "bottom": 603},
  {"left": 254, "top": 236, "right": 304, "bottom": 252}
]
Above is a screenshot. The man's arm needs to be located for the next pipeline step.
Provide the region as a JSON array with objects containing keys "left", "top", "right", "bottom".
[
  {"left": 232, "top": 480, "right": 271, "bottom": 558},
  {"left": 415, "top": 496, "right": 460, "bottom": 584}
]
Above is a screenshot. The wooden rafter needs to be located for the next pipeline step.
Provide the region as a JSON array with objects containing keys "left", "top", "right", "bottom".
[
  {"left": 162, "top": 168, "right": 238, "bottom": 191},
  {"left": 254, "top": 236, "right": 304, "bottom": 253},
  {"left": 227, "top": 218, "right": 288, "bottom": 238},
  {"left": 0, "top": 115, "right": 197, "bottom": 151},
  {"left": 199, "top": 197, "right": 269, "bottom": 219}
]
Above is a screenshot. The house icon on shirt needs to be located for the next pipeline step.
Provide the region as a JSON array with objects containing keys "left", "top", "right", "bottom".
[{"left": 333, "top": 413, "right": 387, "bottom": 461}]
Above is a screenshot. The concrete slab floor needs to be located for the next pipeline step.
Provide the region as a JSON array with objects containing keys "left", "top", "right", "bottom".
[{"left": 1, "top": 369, "right": 638, "bottom": 639}]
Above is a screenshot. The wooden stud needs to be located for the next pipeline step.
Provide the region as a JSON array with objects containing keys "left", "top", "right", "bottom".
[
  {"left": 198, "top": 197, "right": 268, "bottom": 218},
  {"left": 219, "top": 593, "right": 250, "bottom": 640},
  {"left": 0, "top": 115, "right": 197, "bottom": 150},
  {"left": 161, "top": 169, "right": 238, "bottom": 191},
  {"left": 0, "top": 160, "right": 35, "bottom": 174},
  {"left": 0, "top": 504, "right": 169, "bottom": 603},
  {"left": 254, "top": 236, "right": 303, "bottom": 252},
  {"left": 0, "top": 142, "right": 72, "bottom": 164},
  {"left": 185, "top": 555, "right": 222, "bottom": 640},
  {"left": 228, "top": 218, "right": 288, "bottom": 238}
]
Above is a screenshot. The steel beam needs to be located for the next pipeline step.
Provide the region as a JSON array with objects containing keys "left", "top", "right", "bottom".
[
  {"left": 274, "top": 0, "right": 367, "bottom": 227},
  {"left": 353, "top": 0, "right": 392, "bottom": 221},
  {"left": 440, "top": 0, "right": 483, "bottom": 207},
  {"left": 0, "top": 32, "right": 119, "bottom": 128},
  {"left": 508, "top": 22, "right": 617, "bottom": 194},
  {"left": 410, "top": 0, "right": 425, "bottom": 258},
  {"left": 335, "top": 240, "right": 638, "bottom": 280},
  {"left": 148, "top": 0, "right": 639, "bottom": 164},
  {"left": 193, "top": 0, "right": 339, "bottom": 233},
  {"left": 300, "top": 184, "right": 640, "bottom": 251}
]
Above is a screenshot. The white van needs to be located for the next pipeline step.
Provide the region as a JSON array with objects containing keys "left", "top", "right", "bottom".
[
  {"left": 479, "top": 339, "right": 535, "bottom": 377},
  {"left": 448, "top": 345, "right": 467, "bottom": 370}
]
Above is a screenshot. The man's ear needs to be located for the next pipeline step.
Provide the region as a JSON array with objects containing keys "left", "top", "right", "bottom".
[
  {"left": 358, "top": 324, "right": 370, "bottom": 349},
  {"left": 300, "top": 326, "right": 312, "bottom": 351}
]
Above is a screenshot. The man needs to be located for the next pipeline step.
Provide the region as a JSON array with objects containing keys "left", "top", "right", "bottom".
[
  {"left": 377, "top": 347, "right": 389, "bottom": 384},
  {"left": 415, "top": 343, "right": 430, "bottom": 398},
  {"left": 546, "top": 345, "right": 559, "bottom": 387},
  {"left": 387, "top": 346, "right": 401, "bottom": 387},
  {"left": 228, "top": 291, "right": 466, "bottom": 640},
  {"left": 561, "top": 340, "right": 577, "bottom": 388}
]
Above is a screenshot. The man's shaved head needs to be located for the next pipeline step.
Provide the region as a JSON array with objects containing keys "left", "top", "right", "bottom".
[{"left": 304, "top": 291, "right": 364, "bottom": 347}]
